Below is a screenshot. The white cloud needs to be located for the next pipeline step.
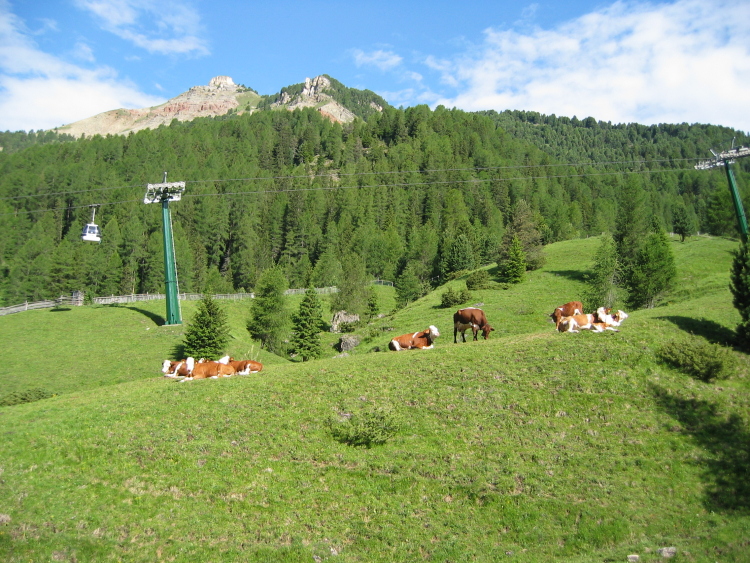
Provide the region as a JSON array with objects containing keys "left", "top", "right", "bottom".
[
  {"left": 352, "top": 49, "right": 403, "bottom": 71},
  {"left": 0, "top": 2, "right": 164, "bottom": 131},
  {"left": 72, "top": 41, "right": 95, "bottom": 62},
  {"left": 428, "top": 0, "right": 750, "bottom": 131},
  {"left": 75, "top": 0, "right": 208, "bottom": 55}
]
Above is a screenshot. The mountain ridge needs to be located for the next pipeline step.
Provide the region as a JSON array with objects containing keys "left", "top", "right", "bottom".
[{"left": 52, "top": 74, "right": 388, "bottom": 138}]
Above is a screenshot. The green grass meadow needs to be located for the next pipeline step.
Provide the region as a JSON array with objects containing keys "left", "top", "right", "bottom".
[{"left": 1, "top": 235, "right": 749, "bottom": 562}]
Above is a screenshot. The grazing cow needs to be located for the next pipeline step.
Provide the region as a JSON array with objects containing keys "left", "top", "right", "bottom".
[
  {"left": 389, "top": 325, "right": 440, "bottom": 351},
  {"left": 551, "top": 301, "right": 584, "bottom": 329},
  {"left": 178, "top": 357, "right": 236, "bottom": 382},
  {"left": 226, "top": 358, "right": 263, "bottom": 374},
  {"left": 558, "top": 314, "right": 619, "bottom": 333},
  {"left": 453, "top": 307, "right": 494, "bottom": 343}
]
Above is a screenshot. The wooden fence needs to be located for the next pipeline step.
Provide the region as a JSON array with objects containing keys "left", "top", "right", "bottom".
[{"left": 0, "top": 282, "right": 391, "bottom": 317}]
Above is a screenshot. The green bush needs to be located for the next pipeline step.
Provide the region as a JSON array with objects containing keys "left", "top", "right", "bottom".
[
  {"left": 0, "top": 388, "right": 53, "bottom": 407},
  {"left": 657, "top": 337, "right": 738, "bottom": 382},
  {"left": 328, "top": 403, "right": 402, "bottom": 448},
  {"left": 440, "top": 287, "right": 472, "bottom": 308},
  {"left": 338, "top": 321, "right": 360, "bottom": 333},
  {"left": 465, "top": 270, "right": 491, "bottom": 290}
]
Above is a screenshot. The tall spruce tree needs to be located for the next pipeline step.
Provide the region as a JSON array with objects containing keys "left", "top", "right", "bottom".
[
  {"left": 330, "top": 252, "right": 369, "bottom": 315},
  {"left": 498, "top": 200, "right": 545, "bottom": 271},
  {"left": 730, "top": 242, "right": 750, "bottom": 349},
  {"left": 182, "top": 292, "right": 230, "bottom": 359},
  {"left": 395, "top": 263, "right": 425, "bottom": 308},
  {"left": 672, "top": 204, "right": 694, "bottom": 243},
  {"left": 440, "top": 233, "right": 475, "bottom": 278},
  {"left": 497, "top": 234, "right": 526, "bottom": 283},
  {"left": 582, "top": 233, "right": 620, "bottom": 311},
  {"left": 625, "top": 230, "right": 676, "bottom": 309},
  {"left": 290, "top": 288, "right": 325, "bottom": 361},
  {"left": 247, "top": 267, "right": 289, "bottom": 354}
]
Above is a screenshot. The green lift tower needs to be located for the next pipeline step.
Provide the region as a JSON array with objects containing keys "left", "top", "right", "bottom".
[
  {"left": 695, "top": 143, "right": 750, "bottom": 243},
  {"left": 144, "top": 173, "right": 186, "bottom": 325}
]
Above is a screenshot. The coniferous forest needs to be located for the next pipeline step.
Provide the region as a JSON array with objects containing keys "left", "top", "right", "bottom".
[{"left": 0, "top": 92, "right": 748, "bottom": 309}]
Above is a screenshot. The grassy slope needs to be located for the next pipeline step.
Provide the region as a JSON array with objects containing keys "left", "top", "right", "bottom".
[{"left": 1, "top": 235, "right": 749, "bottom": 562}]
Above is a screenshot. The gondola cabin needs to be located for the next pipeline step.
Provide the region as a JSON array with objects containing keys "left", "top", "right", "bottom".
[
  {"left": 81, "top": 222, "right": 101, "bottom": 242},
  {"left": 81, "top": 205, "right": 101, "bottom": 242}
]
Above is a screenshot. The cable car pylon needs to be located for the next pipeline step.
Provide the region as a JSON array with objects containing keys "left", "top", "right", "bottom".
[
  {"left": 144, "top": 171, "right": 185, "bottom": 325},
  {"left": 695, "top": 140, "right": 750, "bottom": 243}
]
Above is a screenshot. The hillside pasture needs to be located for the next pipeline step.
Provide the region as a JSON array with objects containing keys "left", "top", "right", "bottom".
[{"left": 0, "top": 236, "right": 749, "bottom": 562}]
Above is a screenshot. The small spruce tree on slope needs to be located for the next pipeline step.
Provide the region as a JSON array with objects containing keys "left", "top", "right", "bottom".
[
  {"left": 182, "top": 292, "right": 230, "bottom": 359},
  {"left": 290, "top": 288, "right": 325, "bottom": 361}
]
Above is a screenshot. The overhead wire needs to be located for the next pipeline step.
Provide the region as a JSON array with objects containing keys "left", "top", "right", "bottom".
[
  {"left": 0, "top": 157, "right": 699, "bottom": 203},
  {"left": 0, "top": 164, "right": 699, "bottom": 218}
]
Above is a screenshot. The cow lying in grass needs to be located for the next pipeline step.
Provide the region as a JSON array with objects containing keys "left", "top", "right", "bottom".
[
  {"left": 161, "top": 355, "right": 263, "bottom": 380},
  {"left": 223, "top": 357, "right": 263, "bottom": 374},
  {"left": 550, "top": 301, "right": 584, "bottom": 330},
  {"left": 389, "top": 325, "right": 440, "bottom": 351},
  {"left": 557, "top": 308, "right": 628, "bottom": 333}
]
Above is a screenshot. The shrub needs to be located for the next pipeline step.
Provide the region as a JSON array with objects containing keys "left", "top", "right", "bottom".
[
  {"left": 0, "top": 388, "right": 53, "bottom": 407},
  {"left": 657, "top": 337, "right": 737, "bottom": 382},
  {"left": 440, "top": 286, "right": 472, "bottom": 308},
  {"left": 328, "top": 403, "right": 402, "bottom": 448},
  {"left": 338, "top": 321, "right": 360, "bottom": 333},
  {"left": 465, "top": 270, "right": 491, "bottom": 290}
]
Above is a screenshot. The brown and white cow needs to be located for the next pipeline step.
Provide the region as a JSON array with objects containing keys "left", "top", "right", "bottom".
[
  {"left": 557, "top": 313, "right": 619, "bottom": 333},
  {"left": 162, "top": 359, "right": 190, "bottom": 378},
  {"left": 594, "top": 307, "right": 629, "bottom": 326},
  {"left": 551, "top": 301, "right": 584, "bottom": 329},
  {"left": 178, "top": 357, "right": 236, "bottom": 382},
  {"left": 389, "top": 325, "right": 440, "bottom": 351},
  {"left": 453, "top": 307, "right": 494, "bottom": 343},
  {"left": 226, "top": 358, "right": 263, "bottom": 375}
]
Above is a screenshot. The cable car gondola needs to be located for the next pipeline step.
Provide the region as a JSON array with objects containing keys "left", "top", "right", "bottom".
[{"left": 81, "top": 205, "right": 102, "bottom": 242}]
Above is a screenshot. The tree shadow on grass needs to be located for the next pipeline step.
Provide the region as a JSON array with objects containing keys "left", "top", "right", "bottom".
[
  {"left": 547, "top": 269, "right": 589, "bottom": 283},
  {"left": 651, "top": 384, "right": 750, "bottom": 514},
  {"left": 655, "top": 315, "right": 736, "bottom": 346},
  {"left": 122, "top": 306, "right": 166, "bottom": 326},
  {"left": 170, "top": 343, "right": 186, "bottom": 360}
]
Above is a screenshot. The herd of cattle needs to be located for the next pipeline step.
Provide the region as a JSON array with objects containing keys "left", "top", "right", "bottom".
[
  {"left": 161, "top": 356, "right": 263, "bottom": 381},
  {"left": 386, "top": 302, "right": 629, "bottom": 351},
  {"left": 160, "top": 302, "right": 629, "bottom": 378}
]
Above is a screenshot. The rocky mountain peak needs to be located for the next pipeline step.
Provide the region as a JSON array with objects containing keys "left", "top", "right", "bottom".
[{"left": 208, "top": 75, "right": 237, "bottom": 89}]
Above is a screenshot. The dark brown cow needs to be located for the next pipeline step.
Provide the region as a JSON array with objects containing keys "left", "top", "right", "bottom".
[
  {"left": 550, "top": 301, "right": 584, "bottom": 329},
  {"left": 389, "top": 325, "right": 440, "bottom": 351},
  {"left": 453, "top": 307, "right": 494, "bottom": 343}
]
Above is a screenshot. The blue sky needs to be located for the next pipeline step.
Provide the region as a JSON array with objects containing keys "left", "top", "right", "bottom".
[{"left": 1, "top": 0, "right": 749, "bottom": 133}]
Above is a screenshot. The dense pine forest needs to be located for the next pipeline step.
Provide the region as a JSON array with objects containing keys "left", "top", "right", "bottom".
[{"left": 0, "top": 97, "right": 748, "bottom": 308}]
